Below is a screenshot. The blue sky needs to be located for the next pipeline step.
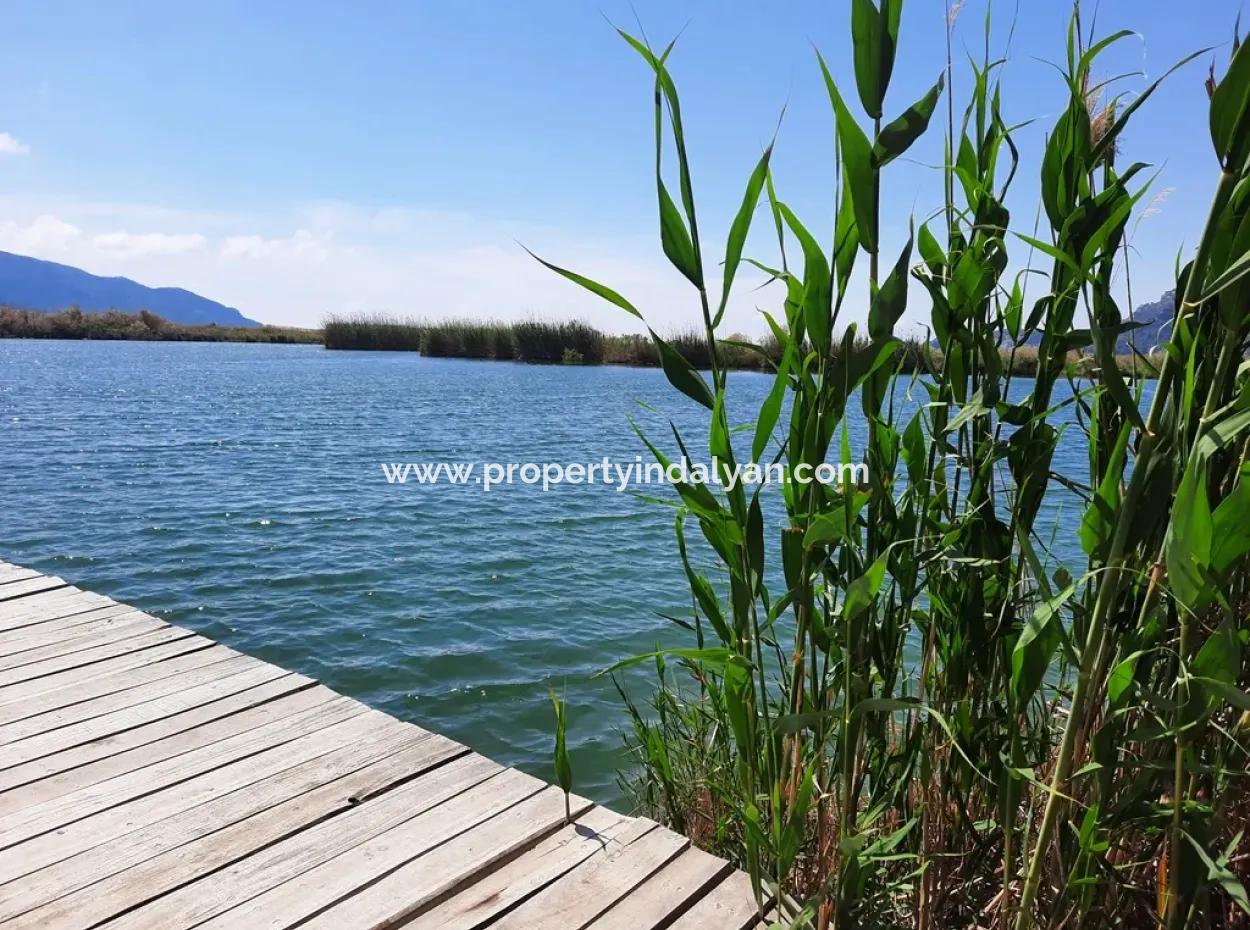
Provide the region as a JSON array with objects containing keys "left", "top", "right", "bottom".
[{"left": 0, "top": 0, "right": 1240, "bottom": 330}]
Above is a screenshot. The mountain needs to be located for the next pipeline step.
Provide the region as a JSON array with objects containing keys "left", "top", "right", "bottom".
[
  {"left": 0, "top": 251, "right": 259, "bottom": 327},
  {"left": 1121, "top": 289, "right": 1174, "bottom": 351},
  {"left": 1007, "top": 290, "right": 1176, "bottom": 352}
]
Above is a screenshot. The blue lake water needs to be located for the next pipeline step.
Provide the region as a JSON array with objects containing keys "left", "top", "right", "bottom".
[{"left": 0, "top": 339, "right": 1098, "bottom": 804}]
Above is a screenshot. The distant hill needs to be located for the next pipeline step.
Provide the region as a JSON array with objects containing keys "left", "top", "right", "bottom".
[
  {"left": 1123, "top": 290, "right": 1174, "bottom": 351},
  {"left": 1006, "top": 290, "right": 1175, "bottom": 352},
  {"left": 0, "top": 251, "right": 259, "bottom": 327}
]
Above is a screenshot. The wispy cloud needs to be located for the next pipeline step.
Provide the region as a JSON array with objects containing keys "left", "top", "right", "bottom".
[
  {"left": 0, "top": 132, "right": 31, "bottom": 156},
  {"left": 220, "top": 230, "right": 329, "bottom": 261},
  {"left": 92, "top": 230, "right": 207, "bottom": 258}
]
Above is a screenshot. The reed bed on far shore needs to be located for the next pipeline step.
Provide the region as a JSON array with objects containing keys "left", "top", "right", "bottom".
[
  {"left": 322, "top": 313, "right": 423, "bottom": 351},
  {"left": 323, "top": 313, "right": 1141, "bottom": 378},
  {"left": 0, "top": 306, "right": 320, "bottom": 343},
  {"left": 2, "top": 306, "right": 1164, "bottom": 382},
  {"left": 513, "top": 319, "right": 605, "bottom": 364}
]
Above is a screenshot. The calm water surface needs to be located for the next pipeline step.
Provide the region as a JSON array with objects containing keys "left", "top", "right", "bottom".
[{"left": 0, "top": 340, "right": 1095, "bottom": 804}]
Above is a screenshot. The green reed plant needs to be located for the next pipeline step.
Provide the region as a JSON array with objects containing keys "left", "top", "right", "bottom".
[
  {"left": 419, "top": 319, "right": 514, "bottom": 358},
  {"left": 603, "top": 332, "right": 661, "bottom": 366},
  {"left": 419, "top": 321, "right": 458, "bottom": 356},
  {"left": 490, "top": 324, "right": 516, "bottom": 360},
  {"left": 536, "top": 5, "right": 1250, "bottom": 929},
  {"left": 323, "top": 312, "right": 424, "bottom": 351},
  {"left": 550, "top": 686, "right": 574, "bottom": 823},
  {"left": 511, "top": 319, "right": 605, "bottom": 364}
]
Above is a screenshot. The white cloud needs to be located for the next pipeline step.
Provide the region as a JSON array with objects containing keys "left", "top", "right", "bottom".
[
  {"left": 220, "top": 229, "right": 328, "bottom": 261},
  {"left": 0, "top": 214, "right": 81, "bottom": 254},
  {"left": 92, "top": 231, "right": 207, "bottom": 258},
  {"left": 0, "top": 133, "right": 30, "bottom": 156}
]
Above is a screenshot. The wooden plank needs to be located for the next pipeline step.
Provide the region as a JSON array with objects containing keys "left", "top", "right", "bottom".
[
  {"left": 400, "top": 815, "right": 657, "bottom": 930},
  {"left": 487, "top": 820, "right": 690, "bottom": 930},
  {"left": 0, "top": 568, "right": 40, "bottom": 586},
  {"left": 0, "top": 696, "right": 379, "bottom": 888},
  {"left": 191, "top": 773, "right": 578, "bottom": 930},
  {"left": 97, "top": 754, "right": 512, "bottom": 930},
  {"left": 0, "top": 642, "right": 235, "bottom": 724},
  {"left": 305, "top": 798, "right": 631, "bottom": 930},
  {"left": 0, "top": 582, "right": 97, "bottom": 607},
  {"left": 664, "top": 871, "right": 767, "bottom": 930},
  {"left": 0, "top": 595, "right": 120, "bottom": 635},
  {"left": 0, "top": 576, "right": 67, "bottom": 603},
  {"left": 591, "top": 846, "right": 734, "bottom": 930},
  {"left": 0, "top": 626, "right": 197, "bottom": 688},
  {"left": 0, "top": 678, "right": 327, "bottom": 810},
  {"left": 5, "top": 732, "right": 466, "bottom": 930},
  {"left": 0, "top": 613, "right": 165, "bottom": 672},
  {"left": 0, "top": 606, "right": 149, "bottom": 651},
  {"left": 0, "top": 586, "right": 86, "bottom": 618},
  {"left": 0, "top": 657, "right": 284, "bottom": 764},
  {"left": 0, "top": 673, "right": 312, "bottom": 800},
  {"left": 0, "top": 719, "right": 443, "bottom": 924},
  {"left": 0, "top": 652, "right": 263, "bottom": 746},
  {"left": 0, "top": 605, "right": 144, "bottom": 657},
  {"left": 0, "top": 690, "right": 364, "bottom": 854},
  {"left": 0, "top": 589, "right": 114, "bottom": 631}
]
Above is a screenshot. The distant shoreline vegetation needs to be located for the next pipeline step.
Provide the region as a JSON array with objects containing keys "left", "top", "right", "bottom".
[
  {"left": 323, "top": 313, "right": 1163, "bottom": 378},
  {"left": 0, "top": 306, "right": 1165, "bottom": 379},
  {"left": 0, "top": 306, "right": 320, "bottom": 344},
  {"left": 324, "top": 312, "right": 912, "bottom": 371}
]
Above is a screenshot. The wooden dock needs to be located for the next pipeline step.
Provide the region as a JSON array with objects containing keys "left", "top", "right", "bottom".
[{"left": 0, "top": 560, "right": 763, "bottom": 930}]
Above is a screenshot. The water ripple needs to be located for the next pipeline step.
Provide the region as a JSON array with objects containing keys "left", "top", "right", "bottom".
[{"left": 0, "top": 339, "right": 1093, "bottom": 806}]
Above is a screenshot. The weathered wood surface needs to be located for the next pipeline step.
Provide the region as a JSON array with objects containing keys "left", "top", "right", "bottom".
[{"left": 0, "top": 560, "right": 762, "bottom": 929}]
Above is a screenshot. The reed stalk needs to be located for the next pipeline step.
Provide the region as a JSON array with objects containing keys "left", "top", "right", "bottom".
[{"left": 538, "top": 6, "right": 1250, "bottom": 928}]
